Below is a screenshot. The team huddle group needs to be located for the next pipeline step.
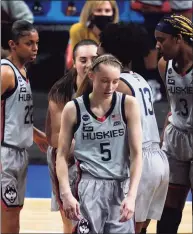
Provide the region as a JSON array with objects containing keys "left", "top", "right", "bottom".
[{"left": 1, "top": 9, "right": 193, "bottom": 234}]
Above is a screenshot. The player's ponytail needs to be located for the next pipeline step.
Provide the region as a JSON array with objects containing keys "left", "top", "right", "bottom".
[{"left": 76, "top": 74, "right": 92, "bottom": 97}]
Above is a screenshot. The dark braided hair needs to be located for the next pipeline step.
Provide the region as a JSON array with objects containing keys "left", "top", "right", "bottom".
[{"left": 161, "top": 14, "right": 193, "bottom": 45}]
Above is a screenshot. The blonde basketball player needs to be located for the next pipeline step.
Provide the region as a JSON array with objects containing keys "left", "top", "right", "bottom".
[
  {"left": 45, "top": 39, "right": 98, "bottom": 233},
  {"left": 56, "top": 54, "right": 142, "bottom": 233},
  {"left": 78, "top": 22, "right": 169, "bottom": 233}
]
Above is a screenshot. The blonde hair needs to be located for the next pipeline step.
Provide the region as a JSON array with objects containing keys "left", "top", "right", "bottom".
[
  {"left": 91, "top": 54, "right": 122, "bottom": 71},
  {"left": 76, "top": 54, "right": 122, "bottom": 97},
  {"left": 80, "top": 0, "right": 119, "bottom": 26}
]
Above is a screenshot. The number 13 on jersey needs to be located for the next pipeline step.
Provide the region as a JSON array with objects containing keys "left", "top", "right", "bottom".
[{"left": 139, "top": 87, "right": 154, "bottom": 116}]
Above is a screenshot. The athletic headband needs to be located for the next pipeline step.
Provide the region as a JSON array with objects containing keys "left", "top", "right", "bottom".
[
  {"left": 155, "top": 21, "right": 178, "bottom": 35},
  {"left": 156, "top": 14, "right": 193, "bottom": 43},
  {"left": 91, "top": 56, "right": 122, "bottom": 70}
]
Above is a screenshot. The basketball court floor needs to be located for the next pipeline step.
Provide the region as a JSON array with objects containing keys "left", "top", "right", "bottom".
[
  {"left": 20, "top": 165, "right": 192, "bottom": 233},
  {"left": 20, "top": 198, "right": 192, "bottom": 233}
]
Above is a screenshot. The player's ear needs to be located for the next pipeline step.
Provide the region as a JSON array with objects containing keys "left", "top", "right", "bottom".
[
  {"left": 8, "top": 40, "right": 16, "bottom": 50},
  {"left": 88, "top": 70, "right": 94, "bottom": 81},
  {"left": 175, "top": 34, "right": 183, "bottom": 44},
  {"left": 72, "top": 59, "right": 76, "bottom": 68}
]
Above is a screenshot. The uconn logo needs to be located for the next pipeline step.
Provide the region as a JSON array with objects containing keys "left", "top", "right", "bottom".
[{"left": 82, "top": 114, "right": 90, "bottom": 121}]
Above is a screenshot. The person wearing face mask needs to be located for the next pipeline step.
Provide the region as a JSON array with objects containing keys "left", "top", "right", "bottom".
[
  {"left": 66, "top": 1, "right": 119, "bottom": 69},
  {"left": 70, "top": 0, "right": 119, "bottom": 49}
]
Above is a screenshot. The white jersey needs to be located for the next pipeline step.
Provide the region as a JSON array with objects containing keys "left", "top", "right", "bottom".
[
  {"left": 1, "top": 59, "right": 33, "bottom": 149},
  {"left": 120, "top": 72, "right": 160, "bottom": 146},
  {"left": 166, "top": 60, "right": 193, "bottom": 131},
  {"left": 73, "top": 92, "right": 129, "bottom": 179}
]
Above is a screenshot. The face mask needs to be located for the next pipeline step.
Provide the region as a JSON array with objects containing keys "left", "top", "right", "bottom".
[{"left": 91, "top": 15, "right": 113, "bottom": 31}]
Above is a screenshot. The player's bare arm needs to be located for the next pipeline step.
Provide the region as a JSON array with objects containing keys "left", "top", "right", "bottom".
[
  {"left": 158, "top": 57, "right": 171, "bottom": 145},
  {"left": 1, "top": 66, "right": 15, "bottom": 95},
  {"left": 158, "top": 57, "right": 167, "bottom": 81},
  {"left": 117, "top": 80, "right": 133, "bottom": 96},
  {"left": 120, "top": 96, "right": 142, "bottom": 222},
  {"left": 56, "top": 101, "right": 76, "bottom": 195},
  {"left": 56, "top": 101, "right": 80, "bottom": 221},
  {"left": 125, "top": 96, "right": 142, "bottom": 198},
  {"left": 45, "top": 100, "right": 75, "bottom": 165},
  {"left": 33, "top": 127, "right": 48, "bottom": 153},
  {"left": 45, "top": 100, "right": 64, "bottom": 147}
]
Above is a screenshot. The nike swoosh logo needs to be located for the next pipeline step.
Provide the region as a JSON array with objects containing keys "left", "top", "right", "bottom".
[{"left": 83, "top": 122, "right": 92, "bottom": 126}]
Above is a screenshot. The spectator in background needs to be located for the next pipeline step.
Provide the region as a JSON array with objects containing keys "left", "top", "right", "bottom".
[
  {"left": 1, "top": 0, "right": 34, "bottom": 58},
  {"left": 1, "top": 0, "right": 34, "bottom": 23},
  {"left": 132, "top": 1, "right": 192, "bottom": 20},
  {"left": 70, "top": 0, "right": 119, "bottom": 49},
  {"left": 66, "top": 0, "right": 119, "bottom": 69},
  {"left": 131, "top": 0, "right": 192, "bottom": 102}
]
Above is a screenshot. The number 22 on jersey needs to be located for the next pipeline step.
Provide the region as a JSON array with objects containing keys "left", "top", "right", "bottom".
[{"left": 24, "top": 105, "right": 33, "bottom": 124}]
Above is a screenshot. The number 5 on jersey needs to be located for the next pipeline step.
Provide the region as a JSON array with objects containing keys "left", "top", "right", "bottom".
[{"left": 100, "top": 142, "right": 111, "bottom": 161}]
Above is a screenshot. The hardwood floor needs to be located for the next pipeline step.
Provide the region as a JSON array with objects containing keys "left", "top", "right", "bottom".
[{"left": 20, "top": 199, "right": 192, "bottom": 233}]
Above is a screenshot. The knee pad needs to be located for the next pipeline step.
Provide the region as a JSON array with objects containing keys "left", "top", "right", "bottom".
[{"left": 157, "top": 207, "right": 182, "bottom": 234}]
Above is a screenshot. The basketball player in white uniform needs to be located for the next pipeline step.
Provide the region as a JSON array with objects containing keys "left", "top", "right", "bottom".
[
  {"left": 119, "top": 71, "right": 170, "bottom": 231},
  {"left": 1, "top": 20, "right": 48, "bottom": 234},
  {"left": 56, "top": 54, "right": 143, "bottom": 233},
  {"left": 155, "top": 14, "right": 193, "bottom": 233},
  {"left": 45, "top": 39, "right": 98, "bottom": 233},
  {"left": 93, "top": 22, "right": 169, "bottom": 233},
  {"left": 131, "top": 0, "right": 192, "bottom": 103}
]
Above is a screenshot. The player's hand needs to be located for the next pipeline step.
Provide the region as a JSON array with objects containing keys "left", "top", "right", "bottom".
[
  {"left": 119, "top": 195, "right": 135, "bottom": 222},
  {"left": 35, "top": 136, "right": 48, "bottom": 152},
  {"left": 33, "top": 127, "right": 48, "bottom": 152},
  {"left": 62, "top": 193, "right": 81, "bottom": 221}
]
